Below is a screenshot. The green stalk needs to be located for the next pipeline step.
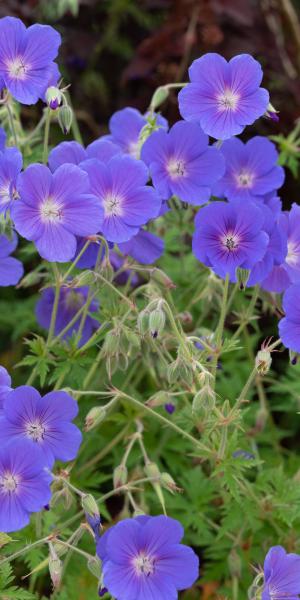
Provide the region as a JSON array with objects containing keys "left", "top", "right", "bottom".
[{"left": 43, "top": 108, "right": 51, "bottom": 164}]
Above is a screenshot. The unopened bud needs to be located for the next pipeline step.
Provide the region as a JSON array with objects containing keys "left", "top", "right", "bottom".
[
  {"left": 178, "top": 311, "right": 193, "bottom": 324},
  {"left": 254, "top": 407, "right": 268, "bottom": 433},
  {"left": 289, "top": 350, "right": 298, "bottom": 365},
  {"left": 138, "top": 310, "right": 150, "bottom": 336},
  {"left": 265, "top": 102, "right": 279, "bottom": 122},
  {"left": 160, "top": 472, "right": 182, "bottom": 493},
  {"left": 82, "top": 494, "right": 100, "bottom": 521},
  {"left": 144, "top": 461, "right": 160, "bottom": 480},
  {"left": 228, "top": 549, "right": 241, "bottom": 578},
  {"left": 87, "top": 556, "right": 102, "bottom": 579},
  {"left": 236, "top": 268, "right": 250, "bottom": 291},
  {"left": 192, "top": 385, "right": 216, "bottom": 418},
  {"left": 255, "top": 349, "right": 272, "bottom": 375},
  {"left": 113, "top": 464, "right": 128, "bottom": 489},
  {"left": 151, "top": 269, "right": 176, "bottom": 289},
  {"left": 73, "top": 270, "right": 96, "bottom": 286},
  {"left": 150, "top": 86, "right": 169, "bottom": 111},
  {"left": 58, "top": 104, "right": 73, "bottom": 134},
  {"left": 45, "top": 86, "right": 62, "bottom": 110},
  {"left": 167, "top": 357, "right": 194, "bottom": 387},
  {"left": 49, "top": 544, "right": 62, "bottom": 589},
  {"left": 149, "top": 306, "right": 166, "bottom": 338},
  {"left": 85, "top": 406, "right": 107, "bottom": 431},
  {"left": 103, "top": 329, "right": 121, "bottom": 356},
  {"left": 146, "top": 391, "right": 171, "bottom": 408}
]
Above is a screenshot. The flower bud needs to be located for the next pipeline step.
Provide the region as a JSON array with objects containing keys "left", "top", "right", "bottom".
[
  {"left": 82, "top": 493, "right": 100, "bottom": 521},
  {"left": 113, "top": 464, "right": 128, "bottom": 489},
  {"left": 151, "top": 269, "right": 176, "bottom": 289},
  {"left": 289, "top": 350, "right": 298, "bottom": 365},
  {"left": 150, "top": 86, "right": 169, "bottom": 111},
  {"left": 164, "top": 402, "right": 175, "bottom": 414},
  {"left": 149, "top": 306, "right": 166, "bottom": 338},
  {"left": 265, "top": 102, "right": 279, "bottom": 122},
  {"left": 228, "top": 548, "right": 242, "bottom": 578},
  {"left": 236, "top": 267, "right": 251, "bottom": 291},
  {"left": 103, "top": 329, "right": 121, "bottom": 356},
  {"left": 84, "top": 406, "right": 107, "bottom": 431},
  {"left": 160, "top": 472, "right": 181, "bottom": 493},
  {"left": 255, "top": 349, "right": 272, "bottom": 375},
  {"left": 254, "top": 407, "right": 268, "bottom": 433},
  {"left": 87, "top": 556, "right": 102, "bottom": 579},
  {"left": 137, "top": 310, "right": 150, "bottom": 336},
  {"left": 144, "top": 461, "right": 161, "bottom": 480},
  {"left": 49, "top": 544, "right": 62, "bottom": 589},
  {"left": 73, "top": 270, "right": 96, "bottom": 286},
  {"left": 146, "top": 391, "right": 171, "bottom": 408},
  {"left": 58, "top": 104, "right": 73, "bottom": 134},
  {"left": 45, "top": 86, "right": 62, "bottom": 110},
  {"left": 192, "top": 385, "right": 216, "bottom": 418},
  {"left": 85, "top": 512, "right": 101, "bottom": 538}
]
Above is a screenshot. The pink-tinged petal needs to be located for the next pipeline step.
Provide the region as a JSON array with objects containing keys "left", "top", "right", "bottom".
[
  {"left": 229, "top": 54, "right": 264, "bottom": 94},
  {"left": 24, "top": 24, "right": 61, "bottom": 67},
  {"left": 188, "top": 53, "right": 229, "bottom": 91},
  {"left": 0, "top": 256, "right": 23, "bottom": 286},
  {"left": 17, "top": 163, "right": 52, "bottom": 206},
  {"left": 35, "top": 225, "right": 77, "bottom": 262}
]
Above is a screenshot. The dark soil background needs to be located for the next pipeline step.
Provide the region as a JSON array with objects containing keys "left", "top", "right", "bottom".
[{"left": 2, "top": 0, "right": 300, "bottom": 207}]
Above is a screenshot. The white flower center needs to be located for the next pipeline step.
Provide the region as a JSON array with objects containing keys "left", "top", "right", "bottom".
[
  {"left": 128, "top": 140, "right": 140, "bottom": 159},
  {"left": 26, "top": 420, "right": 46, "bottom": 442},
  {"left": 167, "top": 159, "right": 186, "bottom": 178},
  {"left": 286, "top": 240, "right": 300, "bottom": 267},
  {"left": 221, "top": 232, "right": 240, "bottom": 251},
  {"left": 235, "top": 171, "right": 254, "bottom": 188},
  {"left": 104, "top": 194, "right": 123, "bottom": 217},
  {"left": 133, "top": 553, "right": 155, "bottom": 577},
  {"left": 0, "top": 472, "right": 19, "bottom": 493},
  {"left": 217, "top": 89, "right": 240, "bottom": 112},
  {"left": 0, "top": 182, "right": 11, "bottom": 206},
  {"left": 40, "top": 199, "right": 63, "bottom": 223},
  {"left": 7, "top": 57, "right": 27, "bottom": 80}
]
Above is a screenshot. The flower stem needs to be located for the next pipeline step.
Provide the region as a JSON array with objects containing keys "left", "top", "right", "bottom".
[
  {"left": 47, "top": 263, "right": 61, "bottom": 344},
  {"left": 6, "top": 100, "right": 18, "bottom": 146},
  {"left": 43, "top": 107, "right": 51, "bottom": 164}
]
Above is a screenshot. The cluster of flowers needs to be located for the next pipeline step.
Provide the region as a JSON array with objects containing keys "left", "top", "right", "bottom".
[
  {"left": 0, "top": 365, "right": 82, "bottom": 532},
  {"left": 1, "top": 15, "right": 300, "bottom": 599}
]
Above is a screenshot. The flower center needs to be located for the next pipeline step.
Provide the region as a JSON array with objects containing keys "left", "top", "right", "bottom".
[
  {"left": 286, "top": 240, "right": 300, "bottom": 267},
  {"left": 26, "top": 420, "right": 46, "bottom": 442},
  {"left": 40, "top": 199, "right": 63, "bottom": 223},
  {"left": 167, "top": 159, "right": 186, "bottom": 178},
  {"left": 221, "top": 232, "right": 239, "bottom": 251},
  {"left": 0, "top": 182, "right": 11, "bottom": 206},
  {"left": 65, "top": 290, "right": 85, "bottom": 310},
  {"left": 133, "top": 553, "right": 155, "bottom": 577},
  {"left": 7, "top": 57, "right": 27, "bottom": 80},
  {"left": 217, "top": 89, "right": 240, "bottom": 112},
  {"left": 128, "top": 140, "right": 140, "bottom": 159},
  {"left": 104, "top": 194, "right": 123, "bottom": 217},
  {"left": 0, "top": 472, "right": 19, "bottom": 493},
  {"left": 236, "top": 171, "right": 254, "bottom": 188}
]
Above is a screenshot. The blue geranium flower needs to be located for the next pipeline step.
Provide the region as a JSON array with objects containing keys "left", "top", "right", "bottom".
[{"left": 262, "top": 546, "right": 300, "bottom": 600}]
